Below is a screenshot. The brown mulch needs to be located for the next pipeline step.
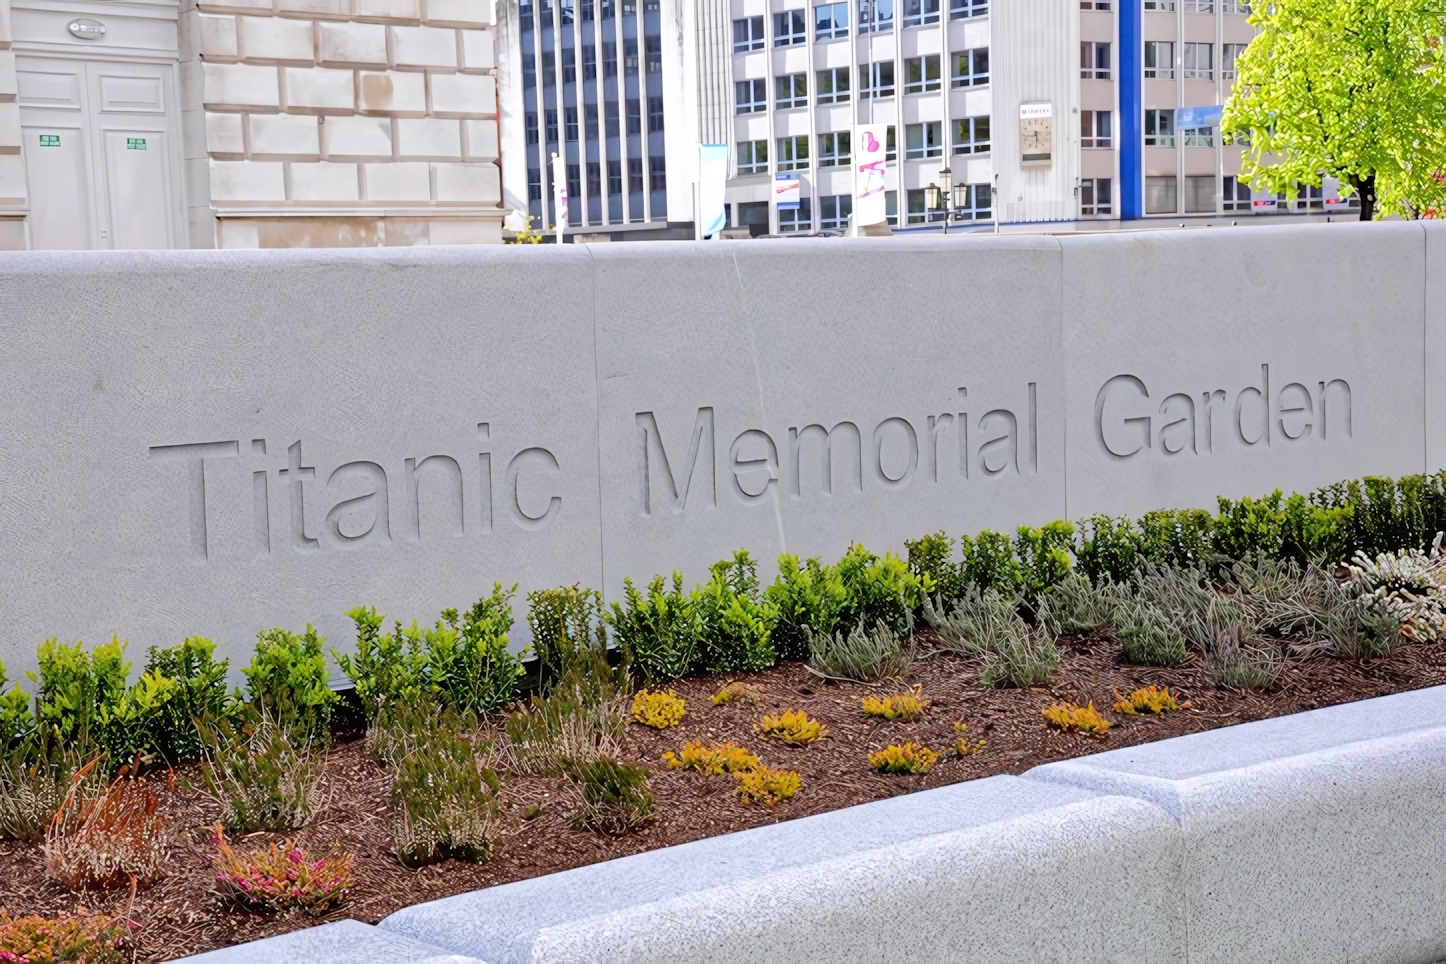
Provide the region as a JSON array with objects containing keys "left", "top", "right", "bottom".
[{"left": 4, "top": 630, "right": 1446, "bottom": 961}]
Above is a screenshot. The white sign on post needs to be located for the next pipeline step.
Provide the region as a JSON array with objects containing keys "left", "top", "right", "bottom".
[
  {"left": 853, "top": 125, "right": 888, "bottom": 226},
  {"left": 552, "top": 153, "right": 568, "bottom": 243}
]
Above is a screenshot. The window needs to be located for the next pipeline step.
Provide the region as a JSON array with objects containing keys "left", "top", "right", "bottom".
[
  {"left": 886, "top": 124, "right": 896, "bottom": 159},
  {"left": 648, "top": 155, "right": 665, "bottom": 191},
  {"left": 563, "top": 51, "right": 576, "bottom": 83},
  {"left": 1081, "top": 110, "right": 1111, "bottom": 148},
  {"left": 817, "top": 67, "right": 851, "bottom": 103},
  {"left": 775, "top": 9, "right": 807, "bottom": 45},
  {"left": 582, "top": 45, "right": 597, "bottom": 79},
  {"left": 1293, "top": 182, "right": 1324, "bottom": 210},
  {"left": 585, "top": 104, "right": 598, "bottom": 138},
  {"left": 605, "top": 101, "right": 619, "bottom": 136},
  {"left": 1183, "top": 0, "right": 1211, "bottom": 9},
  {"left": 645, "top": 36, "right": 661, "bottom": 72},
  {"left": 1185, "top": 175, "right": 1215, "bottom": 212},
  {"left": 952, "top": 47, "right": 989, "bottom": 87},
  {"left": 561, "top": 0, "right": 574, "bottom": 23},
  {"left": 629, "top": 158, "right": 643, "bottom": 192},
  {"left": 648, "top": 96, "right": 664, "bottom": 131},
  {"left": 624, "top": 38, "right": 638, "bottom": 70},
  {"left": 733, "top": 16, "right": 765, "bottom": 51},
  {"left": 1144, "top": 41, "right": 1174, "bottom": 78},
  {"left": 906, "top": 188, "right": 943, "bottom": 223},
  {"left": 600, "top": 0, "right": 614, "bottom": 16},
  {"left": 738, "top": 139, "right": 768, "bottom": 174},
  {"left": 581, "top": 0, "right": 593, "bottom": 19},
  {"left": 858, "top": 0, "right": 893, "bottom": 31},
  {"left": 955, "top": 183, "right": 991, "bottom": 220},
  {"left": 1146, "top": 175, "right": 1177, "bottom": 214},
  {"left": 567, "top": 163, "right": 581, "bottom": 200},
  {"left": 736, "top": 78, "right": 767, "bottom": 114},
  {"left": 627, "top": 97, "right": 641, "bottom": 134},
  {"left": 953, "top": 115, "right": 989, "bottom": 153},
  {"left": 542, "top": 50, "right": 556, "bottom": 82},
  {"left": 815, "top": 2, "right": 848, "bottom": 39},
  {"left": 1222, "top": 43, "right": 1247, "bottom": 80},
  {"left": 820, "top": 194, "right": 852, "bottom": 229},
  {"left": 1081, "top": 178, "right": 1112, "bottom": 215},
  {"left": 521, "top": 0, "right": 535, "bottom": 22},
  {"left": 528, "top": 166, "right": 542, "bottom": 202},
  {"left": 1144, "top": 108, "right": 1174, "bottom": 146},
  {"left": 778, "top": 196, "right": 812, "bottom": 232},
  {"left": 905, "top": 121, "right": 942, "bottom": 159},
  {"left": 902, "top": 0, "right": 939, "bottom": 26},
  {"left": 1080, "top": 0, "right": 1110, "bottom": 7},
  {"left": 1223, "top": 174, "right": 1251, "bottom": 211},
  {"left": 886, "top": 189, "right": 897, "bottom": 224},
  {"left": 587, "top": 161, "right": 601, "bottom": 196},
  {"left": 1182, "top": 125, "right": 1213, "bottom": 147},
  {"left": 860, "top": 60, "right": 895, "bottom": 98},
  {"left": 603, "top": 42, "right": 617, "bottom": 75},
  {"left": 817, "top": 131, "right": 851, "bottom": 166},
  {"left": 565, "top": 106, "right": 579, "bottom": 141},
  {"left": 545, "top": 108, "right": 559, "bottom": 142},
  {"left": 776, "top": 73, "right": 808, "bottom": 108},
  {"left": 525, "top": 111, "right": 539, "bottom": 145},
  {"left": 523, "top": 52, "right": 536, "bottom": 86},
  {"left": 1081, "top": 41, "right": 1111, "bottom": 80},
  {"left": 777, "top": 134, "right": 810, "bottom": 170},
  {"left": 739, "top": 200, "right": 769, "bottom": 235},
  {"left": 1143, "top": 0, "right": 1175, "bottom": 7},
  {"left": 608, "top": 160, "right": 622, "bottom": 194},
  {"left": 950, "top": 0, "right": 986, "bottom": 19},
  {"left": 904, "top": 55, "right": 941, "bottom": 93},
  {"left": 1183, "top": 42, "right": 1213, "bottom": 79},
  {"left": 1221, "top": 0, "right": 1250, "bottom": 11}
]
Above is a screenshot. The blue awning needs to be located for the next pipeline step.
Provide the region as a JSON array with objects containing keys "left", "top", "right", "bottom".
[{"left": 1175, "top": 105, "right": 1224, "bottom": 130}]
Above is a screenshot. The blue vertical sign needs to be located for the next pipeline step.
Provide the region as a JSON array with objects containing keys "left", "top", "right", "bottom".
[{"left": 1120, "top": 0, "right": 1143, "bottom": 220}]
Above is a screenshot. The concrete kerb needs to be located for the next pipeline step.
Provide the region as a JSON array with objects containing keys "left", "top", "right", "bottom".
[{"left": 173, "top": 918, "right": 486, "bottom": 963}]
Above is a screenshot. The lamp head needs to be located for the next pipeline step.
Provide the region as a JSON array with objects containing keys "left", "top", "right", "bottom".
[
  {"left": 926, "top": 182, "right": 941, "bottom": 209},
  {"left": 940, "top": 166, "right": 953, "bottom": 193}
]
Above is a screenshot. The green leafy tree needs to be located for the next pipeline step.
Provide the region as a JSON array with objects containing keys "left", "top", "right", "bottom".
[{"left": 1222, "top": 0, "right": 1446, "bottom": 220}]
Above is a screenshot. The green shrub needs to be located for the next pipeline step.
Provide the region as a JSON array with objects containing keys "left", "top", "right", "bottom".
[
  {"left": 923, "top": 587, "right": 1022, "bottom": 656},
  {"left": 201, "top": 708, "right": 326, "bottom": 832},
  {"left": 504, "top": 660, "right": 626, "bottom": 776},
  {"left": 806, "top": 618, "right": 913, "bottom": 682},
  {"left": 567, "top": 755, "right": 656, "bottom": 836},
  {"left": 765, "top": 554, "right": 848, "bottom": 662},
  {"left": 527, "top": 584, "right": 609, "bottom": 689},
  {"left": 1014, "top": 521, "right": 1075, "bottom": 600},
  {"left": 391, "top": 719, "right": 501, "bottom": 867},
  {"left": 335, "top": 607, "right": 427, "bottom": 723},
  {"left": 904, "top": 532, "right": 967, "bottom": 604},
  {"left": 1136, "top": 508, "right": 1216, "bottom": 570},
  {"left": 834, "top": 545, "right": 931, "bottom": 635},
  {"left": 980, "top": 624, "right": 1060, "bottom": 688},
  {"left": 606, "top": 573, "right": 701, "bottom": 681},
  {"left": 0, "top": 664, "right": 33, "bottom": 750},
  {"left": 32, "top": 637, "right": 129, "bottom": 749},
  {"left": 960, "top": 530, "right": 1023, "bottom": 593},
  {"left": 696, "top": 550, "right": 777, "bottom": 673},
  {"left": 143, "top": 637, "right": 231, "bottom": 763},
  {"left": 1115, "top": 599, "right": 1189, "bottom": 667},
  {"left": 434, "top": 583, "right": 524, "bottom": 715},
  {"left": 244, "top": 626, "right": 336, "bottom": 743},
  {"left": 1038, "top": 573, "right": 1128, "bottom": 636},
  {"left": 1074, "top": 515, "right": 1141, "bottom": 586},
  {"left": 96, "top": 668, "right": 181, "bottom": 765}
]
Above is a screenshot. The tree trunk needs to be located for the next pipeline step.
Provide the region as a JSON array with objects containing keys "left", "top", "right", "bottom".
[{"left": 1349, "top": 173, "right": 1377, "bottom": 221}]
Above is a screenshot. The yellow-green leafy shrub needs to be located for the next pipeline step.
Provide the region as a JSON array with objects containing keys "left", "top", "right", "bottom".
[
  {"left": 734, "top": 765, "right": 800, "bottom": 805},
  {"left": 953, "top": 721, "right": 987, "bottom": 756},
  {"left": 861, "top": 685, "right": 929, "bottom": 721},
  {"left": 868, "top": 742, "right": 939, "bottom": 774},
  {"left": 1113, "top": 685, "right": 1183, "bottom": 715},
  {"left": 630, "top": 689, "right": 686, "bottom": 728},
  {"left": 1042, "top": 701, "right": 1111, "bottom": 734},
  {"left": 663, "top": 741, "right": 759, "bottom": 775},
  {"left": 756, "top": 709, "right": 828, "bottom": 746}
]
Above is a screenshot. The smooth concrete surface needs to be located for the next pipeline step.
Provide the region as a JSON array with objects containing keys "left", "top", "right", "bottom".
[
  {"left": 173, "top": 918, "right": 487, "bottom": 963},
  {"left": 0, "top": 222, "right": 1439, "bottom": 675},
  {"left": 380, "top": 775, "right": 1186, "bottom": 964},
  {"left": 1026, "top": 685, "right": 1446, "bottom": 964}
]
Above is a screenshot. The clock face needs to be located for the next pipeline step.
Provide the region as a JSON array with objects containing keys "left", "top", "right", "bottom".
[{"left": 1021, "top": 114, "right": 1053, "bottom": 163}]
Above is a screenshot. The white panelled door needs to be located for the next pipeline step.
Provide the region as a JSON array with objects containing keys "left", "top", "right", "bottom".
[{"left": 17, "top": 57, "right": 184, "bottom": 250}]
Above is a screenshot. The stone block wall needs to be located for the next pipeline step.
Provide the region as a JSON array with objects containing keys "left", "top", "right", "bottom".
[{"left": 183, "top": 0, "right": 502, "bottom": 247}]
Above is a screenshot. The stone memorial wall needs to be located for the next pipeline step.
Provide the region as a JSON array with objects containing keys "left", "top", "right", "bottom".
[{"left": 0, "top": 221, "right": 1439, "bottom": 675}]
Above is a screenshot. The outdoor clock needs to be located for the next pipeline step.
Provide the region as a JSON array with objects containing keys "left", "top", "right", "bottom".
[{"left": 1020, "top": 102, "right": 1053, "bottom": 165}]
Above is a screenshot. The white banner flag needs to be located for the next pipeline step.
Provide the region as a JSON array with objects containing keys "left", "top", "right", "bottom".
[
  {"left": 853, "top": 125, "right": 887, "bottom": 226},
  {"left": 775, "top": 172, "right": 800, "bottom": 210},
  {"left": 552, "top": 153, "right": 568, "bottom": 241}
]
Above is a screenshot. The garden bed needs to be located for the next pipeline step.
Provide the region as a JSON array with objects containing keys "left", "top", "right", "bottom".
[{"left": 3, "top": 629, "right": 1443, "bottom": 963}]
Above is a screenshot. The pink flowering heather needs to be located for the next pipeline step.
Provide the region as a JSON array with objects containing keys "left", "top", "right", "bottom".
[{"left": 209, "top": 823, "right": 354, "bottom": 916}]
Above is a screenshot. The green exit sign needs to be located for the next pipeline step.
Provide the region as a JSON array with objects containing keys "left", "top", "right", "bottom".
[
  {"left": 127, "top": 138, "right": 146, "bottom": 150},
  {"left": 38, "top": 134, "right": 59, "bottom": 147}
]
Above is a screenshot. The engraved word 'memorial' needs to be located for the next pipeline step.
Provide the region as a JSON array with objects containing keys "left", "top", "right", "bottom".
[{"left": 149, "top": 423, "right": 563, "bottom": 564}]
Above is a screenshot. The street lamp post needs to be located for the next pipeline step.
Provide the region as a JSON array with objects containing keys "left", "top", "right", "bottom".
[{"left": 925, "top": 166, "right": 956, "bottom": 235}]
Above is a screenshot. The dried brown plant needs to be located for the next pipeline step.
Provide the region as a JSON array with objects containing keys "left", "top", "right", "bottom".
[{"left": 44, "top": 759, "right": 167, "bottom": 890}]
